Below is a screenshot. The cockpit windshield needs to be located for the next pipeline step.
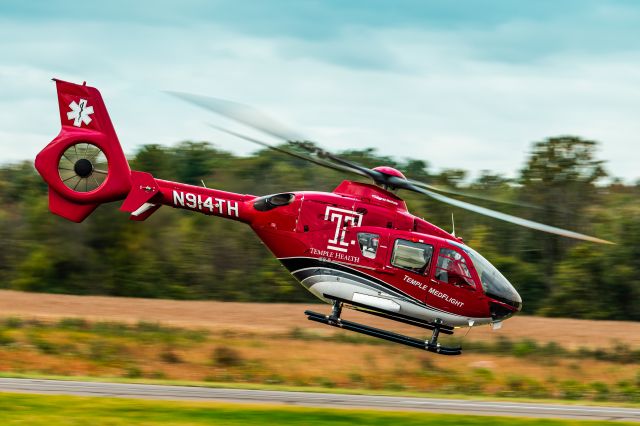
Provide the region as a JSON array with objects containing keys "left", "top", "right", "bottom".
[{"left": 449, "top": 241, "right": 522, "bottom": 309}]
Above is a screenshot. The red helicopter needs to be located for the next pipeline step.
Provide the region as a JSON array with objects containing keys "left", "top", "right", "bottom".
[{"left": 35, "top": 80, "right": 612, "bottom": 355}]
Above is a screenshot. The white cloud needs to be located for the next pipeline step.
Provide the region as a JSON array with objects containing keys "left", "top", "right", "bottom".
[{"left": 1, "top": 13, "right": 639, "bottom": 183}]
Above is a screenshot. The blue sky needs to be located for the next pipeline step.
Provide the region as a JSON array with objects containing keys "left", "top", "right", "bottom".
[{"left": 1, "top": 0, "right": 639, "bottom": 181}]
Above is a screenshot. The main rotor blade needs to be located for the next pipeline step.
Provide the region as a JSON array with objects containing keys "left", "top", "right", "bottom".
[
  {"left": 172, "top": 91, "right": 540, "bottom": 211},
  {"left": 171, "top": 91, "right": 384, "bottom": 182},
  {"left": 168, "top": 91, "right": 304, "bottom": 141},
  {"left": 289, "top": 141, "right": 384, "bottom": 182},
  {"left": 207, "top": 124, "right": 370, "bottom": 178},
  {"left": 407, "top": 183, "right": 614, "bottom": 245},
  {"left": 407, "top": 179, "right": 541, "bottom": 209}
]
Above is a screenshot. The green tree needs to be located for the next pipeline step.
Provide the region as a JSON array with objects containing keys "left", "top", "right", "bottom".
[
  {"left": 519, "top": 136, "right": 607, "bottom": 281},
  {"left": 539, "top": 244, "right": 615, "bottom": 319}
]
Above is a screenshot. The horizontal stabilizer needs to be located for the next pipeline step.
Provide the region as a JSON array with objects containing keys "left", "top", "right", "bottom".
[{"left": 120, "top": 171, "right": 161, "bottom": 220}]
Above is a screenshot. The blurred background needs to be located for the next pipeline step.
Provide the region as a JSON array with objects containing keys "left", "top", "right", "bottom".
[
  {"left": 0, "top": 0, "right": 639, "bottom": 413},
  {"left": 1, "top": 137, "right": 639, "bottom": 404},
  {"left": 2, "top": 137, "right": 639, "bottom": 316}
]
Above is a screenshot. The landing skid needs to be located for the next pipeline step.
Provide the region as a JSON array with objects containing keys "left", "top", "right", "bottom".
[
  {"left": 325, "top": 294, "right": 454, "bottom": 334},
  {"left": 305, "top": 296, "right": 462, "bottom": 355}
]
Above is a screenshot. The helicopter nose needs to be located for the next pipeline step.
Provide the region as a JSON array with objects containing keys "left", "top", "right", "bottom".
[
  {"left": 489, "top": 286, "right": 522, "bottom": 321},
  {"left": 489, "top": 301, "right": 519, "bottom": 321}
]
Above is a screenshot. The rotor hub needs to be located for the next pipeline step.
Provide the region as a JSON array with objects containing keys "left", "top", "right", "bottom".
[
  {"left": 372, "top": 166, "right": 406, "bottom": 180},
  {"left": 73, "top": 158, "right": 94, "bottom": 178}
]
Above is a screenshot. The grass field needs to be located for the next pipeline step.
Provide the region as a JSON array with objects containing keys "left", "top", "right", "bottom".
[
  {"left": 0, "top": 392, "right": 636, "bottom": 426},
  {"left": 1, "top": 316, "right": 639, "bottom": 403},
  {"left": 0, "top": 290, "right": 638, "bottom": 404}
]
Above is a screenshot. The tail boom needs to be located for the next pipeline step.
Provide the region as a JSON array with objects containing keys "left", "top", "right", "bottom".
[{"left": 120, "top": 172, "right": 256, "bottom": 223}]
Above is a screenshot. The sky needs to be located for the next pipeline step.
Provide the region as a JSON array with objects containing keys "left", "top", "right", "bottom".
[{"left": 1, "top": 0, "right": 639, "bottom": 182}]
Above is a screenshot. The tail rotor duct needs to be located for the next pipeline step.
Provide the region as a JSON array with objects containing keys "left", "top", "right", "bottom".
[{"left": 57, "top": 142, "right": 108, "bottom": 193}]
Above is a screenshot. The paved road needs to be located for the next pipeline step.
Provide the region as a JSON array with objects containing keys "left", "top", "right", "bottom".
[{"left": 0, "top": 378, "right": 638, "bottom": 421}]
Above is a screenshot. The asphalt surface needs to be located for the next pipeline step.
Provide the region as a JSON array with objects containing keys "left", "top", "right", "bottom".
[{"left": 0, "top": 378, "right": 639, "bottom": 421}]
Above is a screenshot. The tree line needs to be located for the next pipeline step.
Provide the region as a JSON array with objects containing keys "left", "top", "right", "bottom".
[{"left": 0, "top": 136, "right": 638, "bottom": 320}]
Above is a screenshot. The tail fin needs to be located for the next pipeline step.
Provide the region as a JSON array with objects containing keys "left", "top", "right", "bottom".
[{"left": 35, "top": 79, "right": 132, "bottom": 222}]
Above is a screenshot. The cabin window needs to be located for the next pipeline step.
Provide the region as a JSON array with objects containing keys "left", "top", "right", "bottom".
[
  {"left": 357, "top": 233, "right": 380, "bottom": 259},
  {"left": 435, "top": 248, "right": 476, "bottom": 289},
  {"left": 391, "top": 239, "right": 433, "bottom": 274}
]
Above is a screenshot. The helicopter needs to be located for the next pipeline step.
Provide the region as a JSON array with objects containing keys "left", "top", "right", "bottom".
[{"left": 35, "top": 79, "right": 613, "bottom": 355}]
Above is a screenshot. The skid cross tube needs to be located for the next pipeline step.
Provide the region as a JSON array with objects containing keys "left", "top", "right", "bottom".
[{"left": 329, "top": 300, "right": 343, "bottom": 322}]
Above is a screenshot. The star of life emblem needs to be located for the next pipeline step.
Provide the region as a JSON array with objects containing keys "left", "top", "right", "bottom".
[{"left": 67, "top": 99, "right": 94, "bottom": 127}]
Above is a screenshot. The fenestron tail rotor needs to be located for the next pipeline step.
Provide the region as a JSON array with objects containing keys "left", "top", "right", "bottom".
[{"left": 58, "top": 142, "right": 108, "bottom": 193}]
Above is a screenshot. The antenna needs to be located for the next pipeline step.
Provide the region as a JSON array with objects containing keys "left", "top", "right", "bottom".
[
  {"left": 201, "top": 179, "right": 207, "bottom": 188},
  {"left": 451, "top": 213, "right": 456, "bottom": 237}
]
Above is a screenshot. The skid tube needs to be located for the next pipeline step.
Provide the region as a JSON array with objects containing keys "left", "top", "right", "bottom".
[
  {"left": 324, "top": 294, "right": 454, "bottom": 335},
  {"left": 305, "top": 302, "right": 461, "bottom": 356}
]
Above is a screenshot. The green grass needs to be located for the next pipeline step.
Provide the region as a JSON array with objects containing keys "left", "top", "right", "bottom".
[{"left": 0, "top": 392, "right": 635, "bottom": 426}]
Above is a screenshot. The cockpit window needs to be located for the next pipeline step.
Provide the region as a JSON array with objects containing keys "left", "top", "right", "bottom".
[
  {"left": 357, "top": 233, "right": 379, "bottom": 259},
  {"left": 391, "top": 239, "right": 433, "bottom": 274},
  {"left": 435, "top": 248, "right": 476, "bottom": 289},
  {"left": 449, "top": 240, "right": 522, "bottom": 309}
]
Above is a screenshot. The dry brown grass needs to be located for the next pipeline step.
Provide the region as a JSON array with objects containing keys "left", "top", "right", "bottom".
[{"left": 0, "top": 290, "right": 638, "bottom": 349}]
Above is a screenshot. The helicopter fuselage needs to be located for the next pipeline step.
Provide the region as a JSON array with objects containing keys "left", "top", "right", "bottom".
[
  {"left": 35, "top": 78, "right": 523, "bottom": 348},
  {"left": 138, "top": 174, "right": 521, "bottom": 329}
]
